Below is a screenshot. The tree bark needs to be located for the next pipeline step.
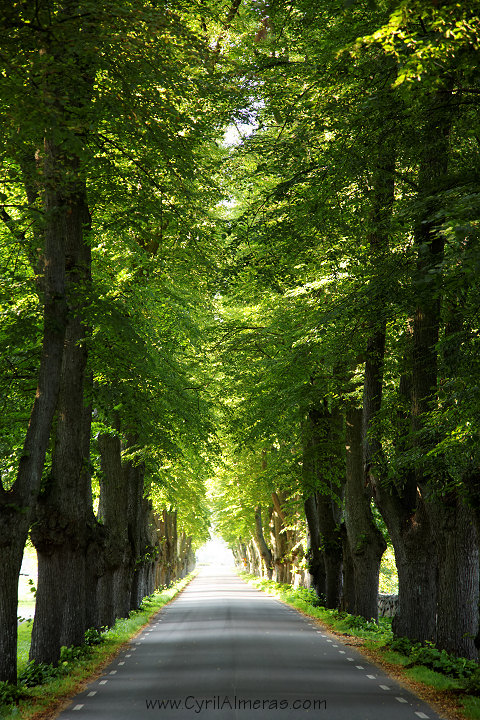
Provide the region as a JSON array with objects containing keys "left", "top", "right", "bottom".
[
  {"left": 345, "top": 406, "right": 386, "bottom": 621},
  {"left": 357, "top": 94, "right": 441, "bottom": 639},
  {"left": 96, "top": 431, "right": 133, "bottom": 627},
  {"left": 340, "top": 523, "right": 356, "bottom": 613},
  {"left": 302, "top": 406, "right": 344, "bottom": 608},
  {"left": 30, "top": 181, "right": 95, "bottom": 665},
  {"left": 303, "top": 490, "right": 326, "bottom": 600},
  {"left": 430, "top": 496, "right": 478, "bottom": 659},
  {"left": 0, "top": 135, "right": 67, "bottom": 682},
  {"left": 390, "top": 494, "right": 438, "bottom": 641},
  {"left": 270, "top": 493, "right": 292, "bottom": 583},
  {"left": 254, "top": 505, "right": 273, "bottom": 579},
  {"left": 410, "top": 82, "right": 477, "bottom": 657}
]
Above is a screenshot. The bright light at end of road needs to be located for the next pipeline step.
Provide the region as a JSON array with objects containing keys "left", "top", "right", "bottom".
[{"left": 196, "top": 536, "right": 234, "bottom": 567}]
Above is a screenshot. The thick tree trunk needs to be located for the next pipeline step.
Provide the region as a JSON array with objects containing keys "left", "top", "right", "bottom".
[
  {"left": 410, "top": 83, "right": 477, "bottom": 656},
  {"left": 345, "top": 407, "right": 386, "bottom": 621},
  {"left": 316, "top": 490, "right": 343, "bottom": 609},
  {"left": 389, "top": 495, "right": 437, "bottom": 642},
  {"left": 25, "top": 5, "right": 97, "bottom": 665},
  {"left": 362, "top": 221, "right": 438, "bottom": 638},
  {"left": 340, "top": 523, "right": 356, "bottom": 613},
  {"left": 96, "top": 431, "right": 133, "bottom": 626},
  {"left": 130, "top": 494, "right": 156, "bottom": 610},
  {"left": 269, "top": 493, "right": 292, "bottom": 583},
  {"left": 431, "top": 496, "right": 478, "bottom": 659},
  {"left": 0, "top": 137, "right": 67, "bottom": 682},
  {"left": 30, "top": 182, "right": 95, "bottom": 665},
  {"left": 304, "top": 488, "right": 326, "bottom": 600},
  {"left": 254, "top": 505, "right": 273, "bottom": 579},
  {"left": 302, "top": 406, "right": 344, "bottom": 608}
]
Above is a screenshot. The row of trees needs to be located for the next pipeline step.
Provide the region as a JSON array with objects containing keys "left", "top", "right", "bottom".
[
  {"left": 0, "top": 0, "right": 248, "bottom": 684},
  {"left": 212, "top": 0, "right": 480, "bottom": 662}
]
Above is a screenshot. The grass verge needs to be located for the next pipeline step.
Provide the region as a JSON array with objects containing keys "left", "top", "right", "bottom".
[
  {"left": 2, "top": 573, "right": 195, "bottom": 720},
  {"left": 239, "top": 573, "right": 479, "bottom": 720}
]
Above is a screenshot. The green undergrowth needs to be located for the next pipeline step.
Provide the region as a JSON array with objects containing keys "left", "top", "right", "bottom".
[
  {"left": 1, "top": 573, "right": 195, "bottom": 720},
  {"left": 241, "top": 573, "right": 480, "bottom": 720}
]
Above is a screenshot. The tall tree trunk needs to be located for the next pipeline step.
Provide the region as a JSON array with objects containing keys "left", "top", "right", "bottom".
[
  {"left": 96, "top": 431, "right": 133, "bottom": 626},
  {"left": 388, "top": 493, "right": 438, "bottom": 641},
  {"left": 411, "top": 82, "right": 476, "bottom": 657},
  {"left": 30, "top": 182, "right": 95, "bottom": 665},
  {"left": 340, "top": 523, "right": 356, "bottom": 613},
  {"left": 271, "top": 491, "right": 293, "bottom": 583},
  {"left": 302, "top": 406, "right": 344, "bottom": 608},
  {"left": 254, "top": 505, "right": 273, "bottom": 579},
  {"left": 125, "top": 446, "right": 150, "bottom": 610},
  {"left": 303, "top": 487, "right": 326, "bottom": 600},
  {"left": 345, "top": 407, "right": 386, "bottom": 621},
  {"left": 362, "top": 139, "right": 439, "bottom": 639},
  {"left": 316, "top": 490, "right": 343, "bottom": 609},
  {"left": 431, "top": 496, "right": 478, "bottom": 659},
  {"left": 0, "top": 136, "right": 67, "bottom": 682}
]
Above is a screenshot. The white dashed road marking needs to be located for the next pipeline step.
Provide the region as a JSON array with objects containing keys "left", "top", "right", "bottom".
[
  {"left": 396, "top": 697, "right": 408, "bottom": 703},
  {"left": 87, "top": 692, "right": 96, "bottom": 697},
  {"left": 367, "top": 674, "right": 376, "bottom": 679},
  {"left": 73, "top": 704, "right": 84, "bottom": 711},
  {"left": 99, "top": 680, "right": 108, "bottom": 685},
  {"left": 379, "top": 685, "right": 390, "bottom": 691}
]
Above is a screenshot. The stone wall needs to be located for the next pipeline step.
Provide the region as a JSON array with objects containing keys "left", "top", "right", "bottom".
[{"left": 378, "top": 593, "right": 399, "bottom": 618}]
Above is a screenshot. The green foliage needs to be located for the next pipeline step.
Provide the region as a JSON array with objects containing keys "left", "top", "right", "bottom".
[
  {"left": 463, "top": 669, "right": 480, "bottom": 697},
  {"left": 0, "top": 681, "right": 27, "bottom": 707},
  {"left": 60, "top": 645, "right": 92, "bottom": 664},
  {"left": 83, "top": 627, "right": 106, "bottom": 647},
  {"left": 388, "top": 638, "right": 479, "bottom": 679},
  {"left": 389, "top": 636, "right": 415, "bottom": 656},
  {"left": 18, "top": 661, "right": 59, "bottom": 688}
]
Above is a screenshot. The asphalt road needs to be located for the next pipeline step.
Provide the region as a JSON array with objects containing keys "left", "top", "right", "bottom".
[{"left": 56, "top": 568, "right": 444, "bottom": 720}]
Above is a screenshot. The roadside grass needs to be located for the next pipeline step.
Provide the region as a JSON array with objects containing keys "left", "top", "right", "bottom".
[
  {"left": 17, "top": 624, "right": 32, "bottom": 677},
  {"left": 404, "top": 666, "right": 462, "bottom": 692},
  {"left": 240, "top": 573, "right": 480, "bottom": 720},
  {"left": 463, "top": 697, "right": 480, "bottom": 719},
  {"left": 1, "top": 574, "right": 194, "bottom": 720}
]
